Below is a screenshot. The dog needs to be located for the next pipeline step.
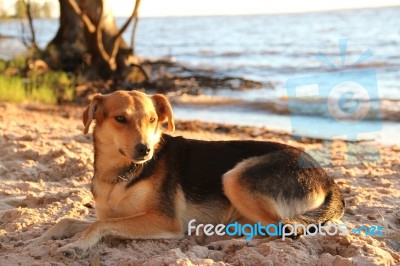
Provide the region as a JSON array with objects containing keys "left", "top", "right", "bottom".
[{"left": 33, "top": 90, "right": 344, "bottom": 255}]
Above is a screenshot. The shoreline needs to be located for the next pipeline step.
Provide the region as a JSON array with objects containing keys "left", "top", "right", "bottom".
[
  {"left": 169, "top": 93, "right": 400, "bottom": 146},
  {"left": 13, "top": 100, "right": 389, "bottom": 145}
]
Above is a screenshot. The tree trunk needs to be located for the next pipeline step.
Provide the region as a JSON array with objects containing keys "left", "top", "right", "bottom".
[{"left": 44, "top": 0, "right": 138, "bottom": 80}]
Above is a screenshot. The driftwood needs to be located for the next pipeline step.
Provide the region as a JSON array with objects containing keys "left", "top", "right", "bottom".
[
  {"left": 140, "top": 58, "right": 263, "bottom": 93},
  {"left": 73, "top": 58, "right": 266, "bottom": 101}
]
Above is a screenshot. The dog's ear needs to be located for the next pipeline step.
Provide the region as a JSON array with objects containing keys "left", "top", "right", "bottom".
[
  {"left": 83, "top": 94, "right": 103, "bottom": 134},
  {"left": 152, "top": 94, "right": 175, "bottom": 132}
]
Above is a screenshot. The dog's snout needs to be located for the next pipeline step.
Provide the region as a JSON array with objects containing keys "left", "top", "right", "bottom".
[{"left": 135, "top": 143, "right": 150, "bottom": 157}]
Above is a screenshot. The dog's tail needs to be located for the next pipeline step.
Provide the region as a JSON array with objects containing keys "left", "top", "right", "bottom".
[{"left": 282, "top": 182, "right": 345, "bottom": 235}]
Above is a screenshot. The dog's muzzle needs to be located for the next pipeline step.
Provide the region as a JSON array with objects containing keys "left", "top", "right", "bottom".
[{"left": 134, "top": 143, "right": 151, "bottom": 161}]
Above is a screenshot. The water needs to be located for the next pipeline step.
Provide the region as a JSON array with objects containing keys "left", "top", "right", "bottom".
[{"left": 1, "top": 7, "right": 399, "bottom": 143}]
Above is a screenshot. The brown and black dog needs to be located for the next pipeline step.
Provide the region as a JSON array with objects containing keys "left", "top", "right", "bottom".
[{"left": 33, "top": 90, "right": 344, "bottom": 255}]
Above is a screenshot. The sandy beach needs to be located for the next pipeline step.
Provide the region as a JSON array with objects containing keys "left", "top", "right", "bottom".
[{"left": 0, "top": 101, "right": 399, "bottom": 265}]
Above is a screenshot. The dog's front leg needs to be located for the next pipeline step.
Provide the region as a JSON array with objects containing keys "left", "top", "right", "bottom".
[
  {"left": 57, "top": 212, "right": 183, "bottom": 257},
  {"left": 26, "top": 218, "right": 91, "bottom": 245}
]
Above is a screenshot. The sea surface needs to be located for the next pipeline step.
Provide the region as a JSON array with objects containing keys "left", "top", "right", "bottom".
[{"left": 1, "top": 7, "right": 399, "bottom": 143}]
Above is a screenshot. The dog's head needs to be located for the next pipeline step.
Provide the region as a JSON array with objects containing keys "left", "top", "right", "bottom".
[{"left": 82, "top": 90, "right": 174, "bottom": 164}]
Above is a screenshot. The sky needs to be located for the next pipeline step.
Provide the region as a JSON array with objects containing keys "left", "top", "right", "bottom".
[
  {"left": 128, "top": 0, "right": 400, "bottom": 17},
  {"left": 1, "top": 0, "right": 400, "bottom": 17}
]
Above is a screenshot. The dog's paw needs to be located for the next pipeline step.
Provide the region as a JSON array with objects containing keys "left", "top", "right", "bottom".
[
  {"left": 57, "top": 243, "right": 88, "bottom": 259},
  {"left": 24, "top": 238, "right": 36, "bottom": 246},
  {"left": 24, "top": 236, "right": 47, "bottom": 246},
  {"left": 207, "top": 238, "right": 247, "bottom": 251}
]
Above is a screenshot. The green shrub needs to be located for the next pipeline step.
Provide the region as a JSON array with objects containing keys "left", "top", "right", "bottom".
[
  {"left": 0, "top": 75, "right": 26, "bottom": 102},
  {"left": 0, "top": 56, "right": 75, "bottom": 104}
]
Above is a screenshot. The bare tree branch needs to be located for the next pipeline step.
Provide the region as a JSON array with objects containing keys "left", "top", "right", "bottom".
[
  {"left": 97, "top": 0, "right": 141, "bottom": 71},
  {"left": 109, "top": 37, "right": 121, "bottom": 66},
  {"left": 66, "top": 0, "right": 142, "bottom": 73},
  {"left": 104, "top": 0, "right": 141, "bottom": 69},
  {"left": 25, "top": 0, "right": 37, "bottom": 48},
  {"left": 95, "top": 0, "right": 117, "bottom": 70},
  {"left": 18, "top": 0, "right": 39, "bottom": 50},
  {"left": 67, "top": 0, "right": 116, "bottom": 70},
  {"left": 115, "top": 0, "right": 141, "bottom": 40},
  {"left": 130, "top": 0, "right": 141, "bottom": 54},
  {"left": 19, "top": 19, "right": 30, "bottom": 48},
  {"left": 67, "top": 0, "right": 96, "bottom": 33}
]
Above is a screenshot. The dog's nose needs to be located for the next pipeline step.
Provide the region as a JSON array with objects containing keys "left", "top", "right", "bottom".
[{"left": 135, "top": 143, "right": 150, "bottom": 157}]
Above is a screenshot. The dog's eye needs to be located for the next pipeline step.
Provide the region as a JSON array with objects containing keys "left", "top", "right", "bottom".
[
  {"left": 115, "top": 116, "right": 127, "bottom": 124},
  {"left": 149, "top": 117, "right": 156, "bottom": 123}
]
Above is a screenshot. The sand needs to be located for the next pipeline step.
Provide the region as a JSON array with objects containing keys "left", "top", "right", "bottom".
[{"left": 0, "top": 102, "right": 399, "bottom": 266}]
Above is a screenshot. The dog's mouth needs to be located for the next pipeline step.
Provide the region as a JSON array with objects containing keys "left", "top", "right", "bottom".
[
  {"left": 119, "top": 148, "right": 151, "bottom": 164},
  {"left": 132, "top": 157, "right": 149, "bottom": 164}
]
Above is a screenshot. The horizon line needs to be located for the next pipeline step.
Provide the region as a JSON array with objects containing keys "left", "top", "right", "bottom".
[{"left": 118, "top": 4, "right": 400, "bottom": 19}]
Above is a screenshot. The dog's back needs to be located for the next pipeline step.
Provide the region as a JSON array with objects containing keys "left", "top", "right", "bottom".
[{"left": 119, "top": 133, "right": 344, "bottom": 231}]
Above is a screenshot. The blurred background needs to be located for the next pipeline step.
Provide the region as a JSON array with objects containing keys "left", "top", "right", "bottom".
[{"left": 0, "top": 0, "right": 399, "bottom": 143}]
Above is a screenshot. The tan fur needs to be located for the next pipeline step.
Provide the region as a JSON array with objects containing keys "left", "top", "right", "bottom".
[
  {"left": 30, "top": 90, "right": 343, "bottom": 257},
  {"left": 93, "top": 179, "right": 154, "bottom": 219},
  {"left": 223, "top": 169, "right": 281, "bottom": 225},
  {"left": 223, "top": 156, "right": 327, "bottom": 223},
  {"left": 32, "top": 91, "right": 181, "bottom": 256}
]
